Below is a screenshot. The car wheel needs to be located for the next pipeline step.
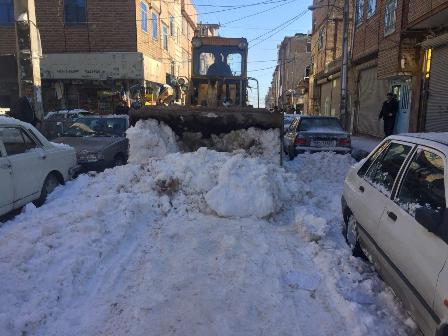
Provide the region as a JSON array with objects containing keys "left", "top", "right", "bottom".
[
  {"left": 33, "top": 173, "right": 60, "bottom": 207},
  {"left": 113, "top": 154, "right": 126, "bottom": 167},
  {"left": 345, "top": 215, "right": 364, "bottom": 257}
]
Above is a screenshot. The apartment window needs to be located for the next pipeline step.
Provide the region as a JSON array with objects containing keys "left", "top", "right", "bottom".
[
  {"left": 306, "top": 40, "right": 311, "bottom": 53},
  {"left": 64, "top": 0, "right": 86, "bottom": 24},
  {"left": 317, "top": 27, "right": 325, "bottom": 51},
  {"left": 152, "top": 12, "right": 158, "bottom": 39},
  {"left": 384, "top": 0, "right": 397, "bottom": 35},
  {"left": 141, "top": 2, "right": 148, "bottom": 32},
  {"left": 367, "top": 0, "right": 376, "bottom": 18},
  {"left": 0, "top": 0, "right": 14, "bottom": 26},
  {"left": 170, "top": 16, "right": 175, "bottom": 36},
  {"left": 355, "top": 0, "right": 364, "bottom": 26},
  {"left": 162, "top": 24, "right": 168, "bottom": 50}
]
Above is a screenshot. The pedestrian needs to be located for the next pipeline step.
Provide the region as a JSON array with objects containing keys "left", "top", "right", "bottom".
[
  {"left": 378, "top": 92, "right": 398, "bottom": 137},
  {"left": 10, "top": 84, "right": 38, "bottom": 126},
  {"left": 114, "top": 99, "right": 129, "bottom": 115}
]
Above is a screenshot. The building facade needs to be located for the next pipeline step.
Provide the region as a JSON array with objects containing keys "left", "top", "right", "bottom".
[
  {"left": 352, "top": 0, "right": 448, "bottom": 137},
  {"left": 0, "top": 0, "right": 198, "bottom": 114},
  {"left": 265, "top": 34, "right": 311, "bottom": 113},
  {"left": 309, "top": 0, "right": 354, "bottom": 120}
]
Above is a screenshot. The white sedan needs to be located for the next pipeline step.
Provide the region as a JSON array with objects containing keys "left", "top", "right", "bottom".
[{"left": 0, "top": 117, "right": 78, "bottom": 217}]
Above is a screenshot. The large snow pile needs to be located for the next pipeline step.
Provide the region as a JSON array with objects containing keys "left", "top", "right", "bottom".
[
  {"left": 0, "top": 120, "right": 416, "bottom": 336},
  {"left": 126, "top": 119, "right": 179, "bottom": 163}
]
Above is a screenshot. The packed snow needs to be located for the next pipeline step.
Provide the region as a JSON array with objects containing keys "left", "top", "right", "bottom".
[{"left": 0, "top": 120, "right": 417, "bottom": 336}]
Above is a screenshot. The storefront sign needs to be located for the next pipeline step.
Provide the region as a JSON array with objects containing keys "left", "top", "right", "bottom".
[{"left": 41, "top": 53, "right": 145, "bottom": 80}]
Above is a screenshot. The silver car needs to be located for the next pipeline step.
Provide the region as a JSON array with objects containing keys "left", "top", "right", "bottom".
[{"left": 283, "top": 116, "right": 352, "bottom": 160}]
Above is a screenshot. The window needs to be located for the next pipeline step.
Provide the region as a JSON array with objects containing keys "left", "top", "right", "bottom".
[
  {"left": 367, "top": 0, "right": 376, "bottom": 18},
  {"left": 227, "top": 53, "right": 242, "bottom": 76},
  {"left": 358, "top": 140, "right": 390, "bottom": 176},
  {"left": 0, "top": 0, "right": 14, "bottom": 26},
  {"left": 397, "top": 149, "right": 445, "bottom": 217},
  {"left": 64, "top": 0, "right": 86, "bottom": 24},
  {"left": 0, "top": 127, "right": 38, "bottom": 156},
  {"left": 141, "top": 2, "right": 148, "bottom": 32},
  {"left": 317, "top": 27, "right": 325, "bottom": 51},
  {"left": 170, "top": 16, "right": 175, "bottom": 36},
  {"left": 306, "top": 40, "right": 311, "bottom": 53},
  {"left": 152, "top": 12, "right": 158, "bottom": 39},
  {"left": 162, "top": 24, "right": 168, "bottom": 50},
  {"left": 355, "top": 0, "right": 364, "bottom": 26},
  {"left": 384, "top": 0, "right": 397, "bottom": 35},
  {"left": 365, "top": 142, "right": 412, "bottom": 196}
]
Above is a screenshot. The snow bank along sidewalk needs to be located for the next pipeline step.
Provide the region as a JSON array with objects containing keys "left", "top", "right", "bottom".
[{"left": 0, "top": 120, "right": 416, "bottom": 336}]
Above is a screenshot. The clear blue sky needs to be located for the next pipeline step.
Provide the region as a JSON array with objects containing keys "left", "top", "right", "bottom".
[{"left": 193, "top": 0, "right": 312, "bottom": 107}]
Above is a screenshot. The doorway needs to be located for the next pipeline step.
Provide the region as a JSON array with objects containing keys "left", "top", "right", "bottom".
[{"left": 391, "top": 80, "right": 411, "bottom": 134}]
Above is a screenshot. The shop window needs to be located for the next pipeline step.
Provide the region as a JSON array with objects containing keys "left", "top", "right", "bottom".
[
  {"left": 162, "top": 24, "right": 168, "bottom": 50},
  {"left": 384, "top": 0, "right": 397, "bottom": 36},
  {"left": 170, "top": 16, "right": 175, "bottom": 36},
  {"left": 0, "top": 0, "right": 14, "bottom": 26},
  {"left": 355, "top": 0, "right": 364, "bottom": 26},
  {"left": 141, "top": 2, "right": 148, "bottom": 33},
  {"left": 367, "top": 0, "right": 376, "bottom": 18},
  {"left": 64, "top": 0, "right": 86, "bottom": 24},
  {"left": 152, "top": 12, "right": 158, "bottom": 40}
]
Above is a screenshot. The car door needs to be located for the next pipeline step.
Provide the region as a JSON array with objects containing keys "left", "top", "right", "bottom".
[
  {"left": 0, "top": 126, "right": 47, "bottom": 206},
  {"left": 353, "top": 141, "right": 414, "bottom": 242},
  {"left": 0, "top": 139, "right": 14, "bottom": 215},
  {"left": 377, "top": 146, "right": 447, "bottom": 334}
]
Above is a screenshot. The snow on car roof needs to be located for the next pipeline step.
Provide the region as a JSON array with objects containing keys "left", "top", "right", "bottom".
[
  {"left": 0, "top": 115, "right": 32, "bottom": 127},
  {"left": 398, "top": 132, "right": 448, "bottom": 146},
  {"left": 79, "top": 114, "right": 129, "bottom": 120}
]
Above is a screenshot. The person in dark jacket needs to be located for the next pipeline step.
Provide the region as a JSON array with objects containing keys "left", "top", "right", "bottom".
[
  {"left": 379, "top": 92, "right": 399, "bottom": 137},
  {"left": 11, "top": 85, "right": 38, "bottom": 126}
]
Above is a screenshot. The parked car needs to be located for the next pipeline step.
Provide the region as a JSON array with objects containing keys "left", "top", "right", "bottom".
[
  {"left": 0, "top": 116, "right": 78, "bottom": 217},
  {"left": 341, "top": 133, "right": 448, "bottom": 336},
  {"left": 283, "top": 116, "right": 351, "bottom": 160},
  {"left": 283, "top": 113, "right": 298, "bottom": 130},
  {"left": 53, "top": 115, "right": 129, "bottom": 172},
  {"left": 41, "top": 109, "right": 93, "bottom": 140}
]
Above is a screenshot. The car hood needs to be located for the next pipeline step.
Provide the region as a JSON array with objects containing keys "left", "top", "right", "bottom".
[{"left": 53, "top": 137, "right": 124, "bottom": 153}]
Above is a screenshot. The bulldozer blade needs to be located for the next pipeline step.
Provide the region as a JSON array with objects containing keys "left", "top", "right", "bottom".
[{"left": 129, "top": 106, "right": 282, "bottom": 138}]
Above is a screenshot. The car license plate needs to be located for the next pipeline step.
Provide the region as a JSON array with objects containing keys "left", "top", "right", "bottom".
[{"left": 312, "top": 140, "right": 336, "bottom": 147}]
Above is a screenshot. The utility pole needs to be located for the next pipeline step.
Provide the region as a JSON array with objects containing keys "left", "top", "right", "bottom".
[
  {"left": 340, "top": 0, "right": 350, "bottom": 131},
  {"left": 14, "top": 0, "right": 44, "bottom": 120}
]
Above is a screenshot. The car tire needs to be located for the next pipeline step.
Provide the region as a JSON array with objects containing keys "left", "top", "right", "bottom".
[
  {"left": 113, "top": 154, "right": 126, "bottom": 167},
  {"left": 33, "top": 173, "right": 60, "bottom": 208},
  {"left": 345, "top": 215, "right": 364, "bottom": 258}
]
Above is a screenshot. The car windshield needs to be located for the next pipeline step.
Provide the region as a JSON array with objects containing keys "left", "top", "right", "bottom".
[
  {"left": 63, "top": 117, "right": 126, "bottom": 137},
  {"left": 298, "top": 118, "right": 343, "bottom": 132}
]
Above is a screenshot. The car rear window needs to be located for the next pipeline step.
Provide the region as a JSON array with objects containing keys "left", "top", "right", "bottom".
[{"left": 298, "top": 118, "right": 343, "bottom": 132}]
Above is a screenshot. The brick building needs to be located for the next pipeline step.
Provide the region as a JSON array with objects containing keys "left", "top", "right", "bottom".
[
  {"left": 352, "top": 0, "right": 448, "bottom": 137},
  {"left": 265, "top": 34, "right": 311, "bottom": 113},
  {"left": 0, "top": 0, "right": 197, "bottom": 113},
  {"left": 309, "top": 0, "right": 354, "bottom": 118}
]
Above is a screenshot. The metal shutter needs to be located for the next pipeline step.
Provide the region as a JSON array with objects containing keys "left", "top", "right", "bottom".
[
  {"left": 358, "top": 67, "right": 389, "bottom": 137},
  {"left": 426, "top": 44, "right": 448, "bottom": 132}
]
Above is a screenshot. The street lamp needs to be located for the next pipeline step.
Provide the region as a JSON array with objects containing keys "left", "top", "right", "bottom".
[{"left": 309, "top": 0, "right": 350, "bottom": 130}]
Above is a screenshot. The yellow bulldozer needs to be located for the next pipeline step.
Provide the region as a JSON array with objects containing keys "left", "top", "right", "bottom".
[{"left": 129, "top": 36, "right": 282, "bottom": 144}]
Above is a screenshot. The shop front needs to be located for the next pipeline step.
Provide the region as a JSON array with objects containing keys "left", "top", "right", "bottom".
[{"left": 40, "top": 52, "right": 147, "bottom": 114}]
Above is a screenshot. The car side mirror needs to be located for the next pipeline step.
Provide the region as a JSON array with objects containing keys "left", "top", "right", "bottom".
[{"left": 415, "top": 207, "right": 444, "bottom": 233}]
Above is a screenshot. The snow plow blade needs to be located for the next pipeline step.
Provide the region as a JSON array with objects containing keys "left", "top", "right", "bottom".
[{"left": 129, "top": 106, "right": 282, "bottom": 138}]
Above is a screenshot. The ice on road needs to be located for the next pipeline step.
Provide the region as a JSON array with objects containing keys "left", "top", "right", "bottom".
[{"left": 0, "top": 122, "right": 416, "bottom": 336}]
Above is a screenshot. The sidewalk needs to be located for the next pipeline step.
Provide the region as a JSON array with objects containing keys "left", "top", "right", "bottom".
[{"left": 351, "top": 135, "right": 382, "bottom": 161}]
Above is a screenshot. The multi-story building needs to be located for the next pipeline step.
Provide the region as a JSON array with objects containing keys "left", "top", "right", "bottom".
[
  {"left": 351, "top": 0, "right": 448, "bottom": 137},
  {"left": 309, "top": 0, "right": 354, "bottom": 118},
  {"left": 0, "top": 0, "right": 197, "bottom": 113},
  {"left": 266, "top": 34, "right": 311, "bottom": 113}
]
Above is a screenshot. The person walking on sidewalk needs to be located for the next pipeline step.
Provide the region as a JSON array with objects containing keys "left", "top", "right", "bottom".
[{"left": 378, "top": 92, "right": 398, "bottom": 137}]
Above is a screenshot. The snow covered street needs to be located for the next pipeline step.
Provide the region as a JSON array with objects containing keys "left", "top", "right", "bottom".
[{"left": 0, "top": 123, "right": 418, "bottom": 336}]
